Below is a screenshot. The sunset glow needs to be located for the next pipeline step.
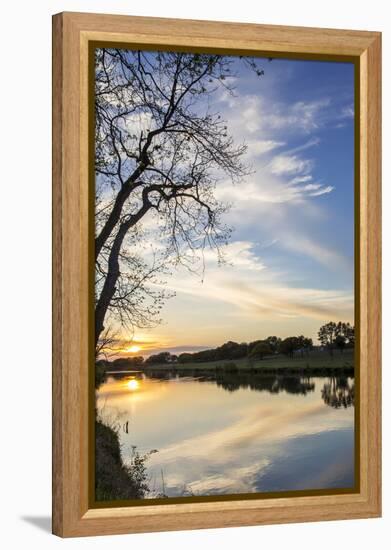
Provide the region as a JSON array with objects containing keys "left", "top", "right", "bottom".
[
  {"left": 126, "top": 379, "right": 140, "bottom": 391},
  {"left": 126, "top": 345, "right": 142, "bottom": 354},
  {"left": 94, "top": 49, "right": 356, "bottom": 502}
]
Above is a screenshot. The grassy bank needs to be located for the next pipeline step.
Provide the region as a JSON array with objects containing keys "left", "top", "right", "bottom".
[
  {"left": 144, "top": 349, "right": 354, "bottom": 375},
  {"left": 95, "top": 418, "right": 149, "bottom": 501}
]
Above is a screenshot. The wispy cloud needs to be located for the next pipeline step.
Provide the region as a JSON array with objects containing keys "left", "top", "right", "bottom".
[
  {"left": 309, "top": 185, "right": 334, "bottom": 197},
  {"left": 281, "top": 234, "right": 351, "bottom": 271},
  {"left": 116, "top": 58, "right": 354, "bottom": 349},
  {"left": 217, "top": 88, "right": 335, "bottom": 206},
  {"left": 246, "top": 139, "right": 285, "bottom": 156},
  {"left": 202, "top": 240, "right": 266, "bottom": 272},
  {"left": 215, "top": 177, "right": 332, "bottom": 205},
  {"left": 224, "top": 281, "right": 353, "bottom": 321},
  {"left": 268, "top": 154, "right": 313, "bottom": 176},
  {"left": 341, "top": 105, "right": 354, "bottom": 119},
  {"left": 159, "top": 241, "right": 354, "bottom": 327},
  {"left": 291, "top": 175, "right": 313, "bottom": 185},
  {"left": 220, "top": 93, "right": 332, "bottom": 136},
  {"left": 286, "top": 137, "right": 321, "bottom": 154}
]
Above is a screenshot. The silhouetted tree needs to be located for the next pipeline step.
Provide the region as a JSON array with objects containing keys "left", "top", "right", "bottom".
[
  {"left": 178, "top": 353, "right": 193, "bottom": 364},
  {"left": 318, "top": 322, "right": 338, "bottom": 356},
  {"left": 280, "top": 337, "right": 301, "bottom": 359},
  {"left": 318, "top": 321, "right": 354, "bottom": 355},
  {"left": 336, "top": 322, "right": 355, "bottom": 351},
  {"left": 94, "top": 49, "right": 264, "bottom": 347},
  {"left": 335, "top": 334, "right": 347, "bottom": 353},
  {"left": 216, "top": 341, "right": 248, "bottom": 360},
  {"left": 248, "top": 339, "right": 263, "bottom": 354},
  {"left": 296, "top": 335, "right": 313, "bottom": 357},
  {"left": 145, "top": 352, "right": 173, "bottom": 364},
  {"left": 265, "top": 336, "right": 282, "bottom": 354},
  {"left": 110, "top": 356, "right": 145, "bottom": 369},
  {"left": 346, "top": 324, "right": 355, "bottom": 347},
  {"left": 303, "top": 337, "right": 313, "bottom": 355},
  {"left": 95, "top": 326, "right": 120, "bottom": 360},
  {"left": 248, "top": 341, "right": 272, "bottom": 360}
]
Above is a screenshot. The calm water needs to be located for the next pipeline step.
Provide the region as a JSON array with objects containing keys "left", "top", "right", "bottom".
[{"left": 96, "top": 371, "right": 355, "bottom": 497}]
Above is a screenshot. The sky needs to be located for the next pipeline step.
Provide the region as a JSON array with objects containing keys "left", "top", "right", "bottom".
[{"left": 110, "top": 55, "right": 355, "bottom": 357}]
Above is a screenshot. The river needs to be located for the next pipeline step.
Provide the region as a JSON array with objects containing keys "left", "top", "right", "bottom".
[{"left": 96, "top": 371, "right": 355, "bottom": 498}]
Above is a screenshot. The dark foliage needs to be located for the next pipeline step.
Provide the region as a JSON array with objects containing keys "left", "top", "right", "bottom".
[{"left": 95, "top": 419, "right": 150, "bottom": 501}]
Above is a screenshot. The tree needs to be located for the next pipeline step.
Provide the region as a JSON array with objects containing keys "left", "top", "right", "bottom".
[
  {"left": 334, "top": 334, "right": 346, "bottom": 353},
  {"left": 217, "top": 341, "right": 247, "bottom": 360},
  {"left": 346, "top": 324, "right": 355, "bottom": 347},
  {"left": 302, "top": 337, "right": 313, "bottom": 356},
  {"left": 297, "top": 335, "right": 305, "bottom": 357},
  {"left": 95, "top": 326, "right": 120, "bottom": 360},
  {"left": 111, "top": 355, "right": 144, "bottom": 368},
  {"left": 94, "top": 49, "right": 263, "bottom": 348},
  {"left": 280, "top": 337, "right": 300, "bottom": 359},
  {"left": 318, "top": 322, "right": 338, "bottom": 356},
  {"left": 318, "top": 321, "right": 354, "bottom": 355},
  {"left": 337, "top": 322, "right": 355, "bottom": 350},
  {"left": 145, "top": 352, "right": 173, "bottom": 364},
  {"left": 296, "top": 335, "right": 313, "bottom": 357},
  {"left": 247, "top": 339, "right": 263, "bottom": 354},
  {"left": 248, "top": 341, "right": 272, "bottom": 360},
  {"left": 178, "top": 353, "right": 193, "bottom": 364},
  {"left": 265, "top": 336, "right": 282, "bottom": 354}
]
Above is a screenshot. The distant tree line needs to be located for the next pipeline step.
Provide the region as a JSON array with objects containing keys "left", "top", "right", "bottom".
[
  {"left": 102, "top": 321, "right": 354, "bottom": 367},
  {"left": 175, "top": 335, "right": 315, "bottom": 364},
  {"left": 145, "top": 352, "right": 178, "bottom": 365},
  {"left": 107, "top": 355, "right": 145, "bottom": 368}
]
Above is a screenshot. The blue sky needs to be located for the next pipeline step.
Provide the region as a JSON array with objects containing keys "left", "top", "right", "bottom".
[
  {"left": 116, "top": 55, "right": 355, "bottom": 355},
  {"left": 220, "top": 57, "right": 355, "bottom": 292}
]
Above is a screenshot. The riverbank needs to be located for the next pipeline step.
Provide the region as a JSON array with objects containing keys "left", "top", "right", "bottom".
[
  {"left": 95, "top": 418, "right": 149, "bottom": 501},
  {"left": 142, "top": 349, "right": 354, "bottom": 375}
]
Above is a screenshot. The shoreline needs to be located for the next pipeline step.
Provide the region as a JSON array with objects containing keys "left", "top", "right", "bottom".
[
  {"left": 102, "top": 350, "right": 354, "bottom": 377},
  {"left": 142, "top": 365, "right": 355, "bottom": 377}
]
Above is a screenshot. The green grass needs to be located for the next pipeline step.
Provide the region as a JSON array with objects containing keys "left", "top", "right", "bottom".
[{"left": 144, "top": 349, "right": 354, "bottom": 373}]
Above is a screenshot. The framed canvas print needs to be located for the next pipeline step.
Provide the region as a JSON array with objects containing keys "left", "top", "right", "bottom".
[{"left": 52, "top": 12, "right": 381, "bottom": 537}]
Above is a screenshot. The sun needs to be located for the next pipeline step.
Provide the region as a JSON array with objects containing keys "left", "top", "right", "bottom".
[
  {"left": 126, "top": 345, "right": 142, "bottom": 353},
  {"left": 126, "top": 379, "right": 140, "bottom": 391}
]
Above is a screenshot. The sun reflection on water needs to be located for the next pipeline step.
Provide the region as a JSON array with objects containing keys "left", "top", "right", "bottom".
[{"left": 126, "top": 378, "right": 140, "bottom": 391}]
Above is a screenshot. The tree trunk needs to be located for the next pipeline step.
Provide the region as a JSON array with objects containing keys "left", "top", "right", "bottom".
[
  {"left": 95, "top": 200, "right": 152, "bottom": 348},
  {"left": 95, "top": 167, "right": 145, "bottom": 261},
  {"left": 95, "top": 125, "right": 173, "bottom": 260},
  {"left": 95, "top": 230, "right": 123, "bottom": 348}
]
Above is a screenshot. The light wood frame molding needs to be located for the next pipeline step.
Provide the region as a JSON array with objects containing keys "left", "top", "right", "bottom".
[{"left": 52, "top": 11, "right": 381, "bottom": 538}]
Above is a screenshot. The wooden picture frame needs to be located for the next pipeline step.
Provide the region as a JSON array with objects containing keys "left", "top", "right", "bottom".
[{"left": 52, "top": 11, "right": 381, "bottom": 537}]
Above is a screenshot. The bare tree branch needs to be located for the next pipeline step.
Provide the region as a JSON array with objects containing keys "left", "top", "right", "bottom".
[{"left": 94, "top": 49, "right": 264, "bottom": 348}]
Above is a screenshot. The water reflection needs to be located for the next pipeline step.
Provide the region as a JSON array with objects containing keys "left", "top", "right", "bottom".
[
  {"left": 321, "top": 376, "right": 355, "bottom": 409},
  {"left": 96, "top": 371, "right": 355, "bottom": 497},
  {"left": 215, "top": 373, "right": 316, "bottom": 395},
  {"left": 136, "top": 370, "right": 318, "bottom": 395},
  {"left": 126, "top": 378, "right": 140, "bottom": 391}
]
